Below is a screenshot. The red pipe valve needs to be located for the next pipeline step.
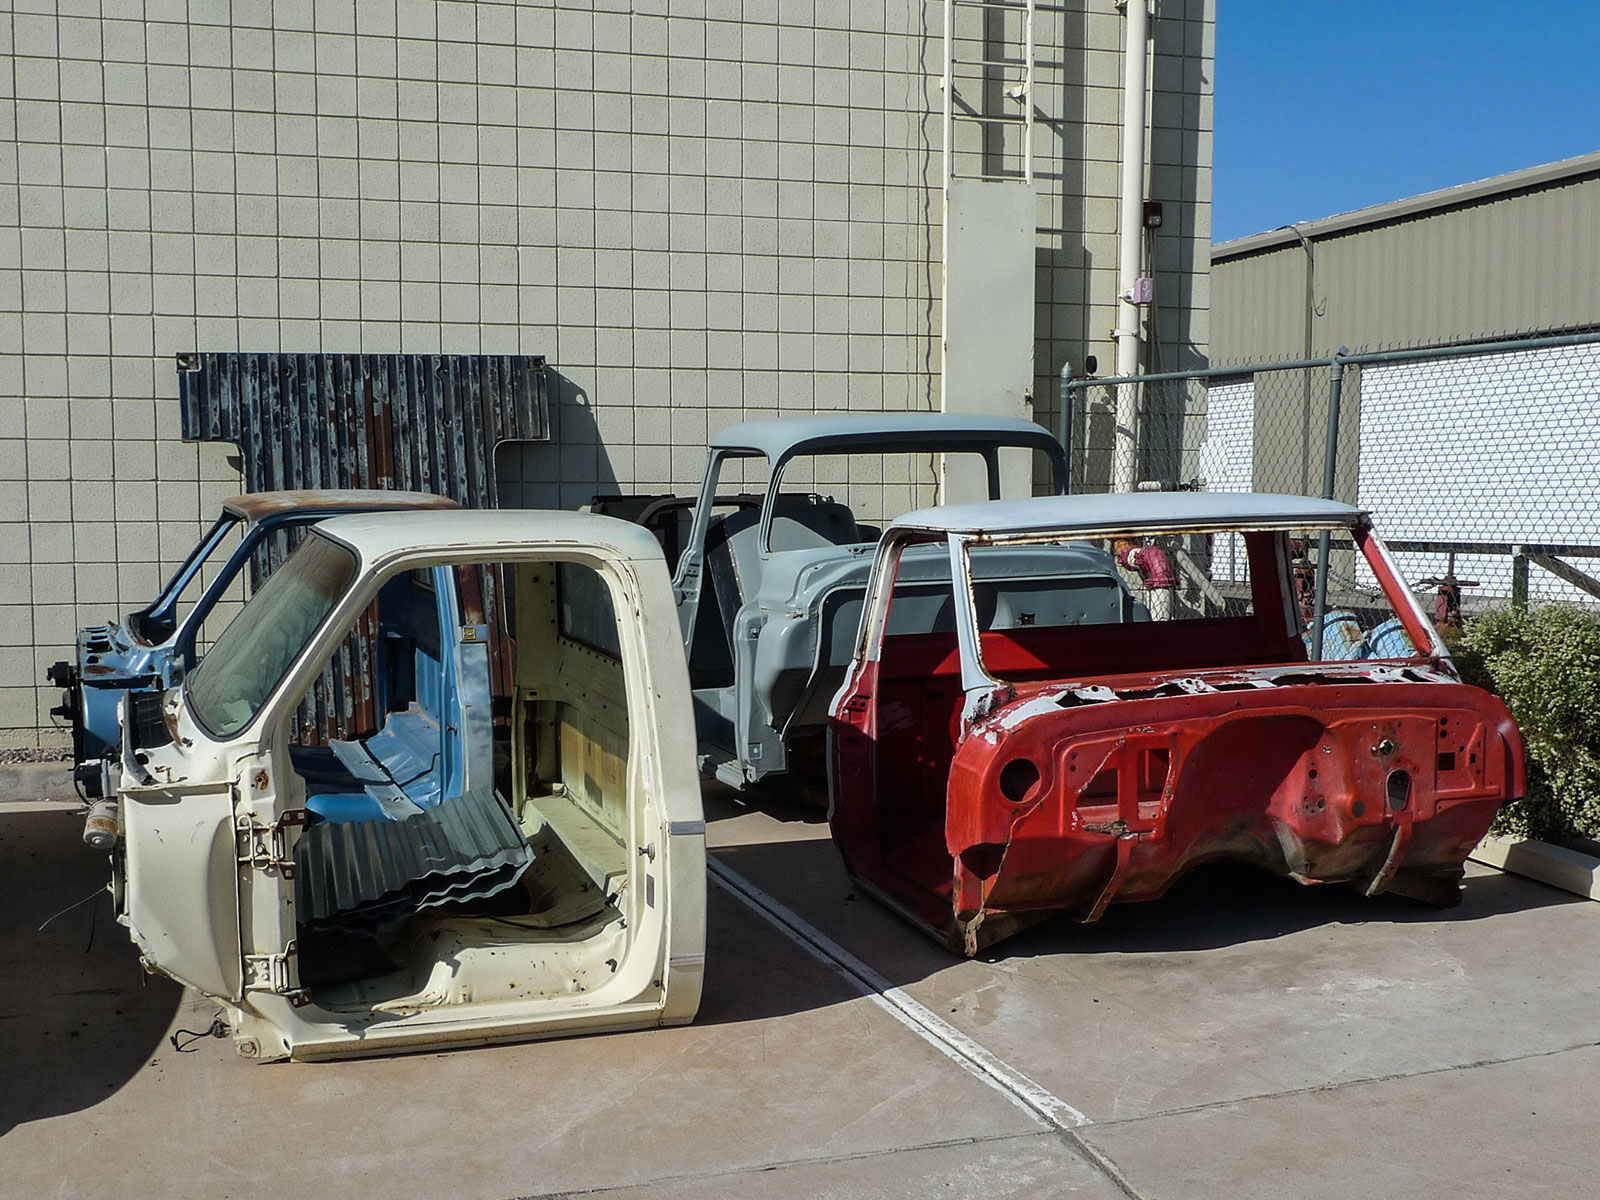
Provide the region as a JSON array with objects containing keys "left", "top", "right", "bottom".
[{"left": 1117, "top": 543, "right": 1177, "bottom": 589}]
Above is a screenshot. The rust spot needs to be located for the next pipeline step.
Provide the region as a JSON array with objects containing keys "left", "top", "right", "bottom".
[
  {"left": 1081, "top": 819, "right": 1131, "bottom": 836},
  {"left": 223, "top": 489, "right": 459, "bottom": 524}
]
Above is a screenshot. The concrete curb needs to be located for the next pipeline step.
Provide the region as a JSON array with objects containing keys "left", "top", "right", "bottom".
[
  {"left": 1471, "top": 834, "right": 1600, "bottom": 902},
  {"left": 0, "top": 762, "right": 73, "bottom": 804}
]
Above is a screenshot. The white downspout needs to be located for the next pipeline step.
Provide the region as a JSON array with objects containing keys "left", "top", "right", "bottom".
[{"left": 1112, "top": 0, "right": 1150, "bottom": 493}]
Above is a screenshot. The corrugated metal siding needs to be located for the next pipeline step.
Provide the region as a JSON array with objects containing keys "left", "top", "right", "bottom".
[
  {"left": 1213, "top": 171, "right": 1600, "bottom": 362},
  {"left": 1211, "top": 250, "right": 1310, "bottom": 364},
  {"left": 176, "top": 353, "right": 548, "bottom": 744},
  {"left": 177, "top": 352, "right": 549, "bottom": 504}
]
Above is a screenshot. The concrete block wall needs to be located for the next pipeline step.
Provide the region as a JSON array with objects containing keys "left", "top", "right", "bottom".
[{"left": 2, "top": 0, "right": 1212, "bottom": 745}]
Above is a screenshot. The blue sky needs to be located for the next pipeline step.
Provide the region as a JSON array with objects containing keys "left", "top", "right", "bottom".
[{"left": 1212, "top": 2, "right": 1600, "bottom": 243}]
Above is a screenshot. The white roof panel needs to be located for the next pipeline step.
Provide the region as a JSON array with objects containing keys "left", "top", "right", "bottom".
[
  {"left": 710, "top": 412, "right": 1060, "bottom": 461},
  {"left": 311, "top": 508, "right": 666, "bottom": 564},
  {"left": 892, "top": 492, "right": 1367, "bottom": 536}
]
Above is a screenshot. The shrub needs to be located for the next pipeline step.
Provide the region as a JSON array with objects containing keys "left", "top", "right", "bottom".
[{"left": 1453, "top": 604, "right": 1600, "bottom": 843}]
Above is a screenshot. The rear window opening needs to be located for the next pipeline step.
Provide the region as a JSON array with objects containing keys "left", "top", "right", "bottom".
[{"left": 950, "top": 525, "right": 1426, "bottom": 685}]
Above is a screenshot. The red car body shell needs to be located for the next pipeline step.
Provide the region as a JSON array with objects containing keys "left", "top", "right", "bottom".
[{"left": 828, "top": 537, "right": 1524, "bottom": 955}]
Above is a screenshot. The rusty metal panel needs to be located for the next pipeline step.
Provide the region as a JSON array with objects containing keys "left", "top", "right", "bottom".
[
  {"left": 176, "top": 352, "right": 549, "bottom": 506},
  {"left": 177, "top": 353, "right": 546, "bottom": 743}
]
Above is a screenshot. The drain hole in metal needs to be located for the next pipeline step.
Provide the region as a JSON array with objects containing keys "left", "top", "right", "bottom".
[
  {"left": 999, "top": 758, "right": 1042, "bottom": 803},
  {"left": 1386, "top": 769, "right": 1412, "bottom": 812}
]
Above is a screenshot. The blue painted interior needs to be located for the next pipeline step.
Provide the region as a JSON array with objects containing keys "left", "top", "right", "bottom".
[{"left": 301, "top": 565, "right": 493, "bottom": 825}]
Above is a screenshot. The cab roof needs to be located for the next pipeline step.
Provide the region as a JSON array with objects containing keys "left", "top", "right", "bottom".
[
  {"left": 709, "top": 412, "right": 1064, "bottom": 464},
  {"left": 893, "top": 492, "right": 1369, "bottom": 537},
  {"left": 222, "top": 489, "right": 458, "bottom": 525},
  {"left": 311, "top": 508, "right": 666, "bottom": 564}
]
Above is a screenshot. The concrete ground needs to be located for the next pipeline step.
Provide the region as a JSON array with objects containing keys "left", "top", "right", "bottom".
[{"left": 2, "top": 786, "right": 1597, "bottom": 1199}]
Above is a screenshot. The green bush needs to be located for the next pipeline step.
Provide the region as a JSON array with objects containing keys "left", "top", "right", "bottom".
[{"left": 1453, "top": 604, "right": 1600, "bottom": 843}]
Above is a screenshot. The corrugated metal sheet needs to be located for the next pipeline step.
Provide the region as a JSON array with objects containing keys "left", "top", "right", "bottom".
[
  {"left": 177, "top": 352, "right": 549, "bottom": 504},
  {"left": 1213, "top": 167, "right": 1600, "bottom": 363},
  {"left": 294, "top": 787, "right": 535, "bottom": 933},
  {"left": 177, "top": 353, "right": 546, "bottom": 744},
  {"left": 1210, "top": 250, "right": 1312, "bottom": 364}
]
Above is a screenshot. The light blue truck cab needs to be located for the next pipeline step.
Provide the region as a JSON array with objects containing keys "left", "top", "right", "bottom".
[
  {"left": 668, "top": 413, "right": 1137, "bottom": 789},
  {"left": 47, "top": 489, "right": 455, "bottom": 797}
]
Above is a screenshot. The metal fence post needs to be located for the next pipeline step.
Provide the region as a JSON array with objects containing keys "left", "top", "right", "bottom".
[
  {"left": 1113, "top": 376, "right": 1139, "bottom": 493},
  {"left": 1309, "top": 348, "right": 1350, "bottom": 662},
  {"left": 1511, "top": 545, "right": 1529, "bottom": 610},
  {"left": 1058, "top": 361, "right": 1074, "bottom": 494}
]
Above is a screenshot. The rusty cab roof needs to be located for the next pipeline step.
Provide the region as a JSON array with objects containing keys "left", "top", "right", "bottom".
[{"left": 220, "top": 489, "right": 460, "bottom": 527}]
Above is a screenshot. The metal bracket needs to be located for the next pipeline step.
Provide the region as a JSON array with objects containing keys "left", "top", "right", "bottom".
[
  {"left": 244, "top": 941, "right": 310, "bottom": 1004},
  {"left": 236, "top": 809, "right": 310, "bottom": 878}
]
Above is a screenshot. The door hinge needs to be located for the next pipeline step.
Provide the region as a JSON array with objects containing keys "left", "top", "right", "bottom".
[
  {"left": 236, "top": 808, "right": 310, "bottom": 878},
  {"left": 243, "top": 941, "right": 311, "bottom": 1005}
]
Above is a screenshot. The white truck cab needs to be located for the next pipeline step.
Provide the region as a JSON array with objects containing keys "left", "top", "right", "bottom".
[{"left": 110, "top": 510, "right": 705, "bottom": 1061}]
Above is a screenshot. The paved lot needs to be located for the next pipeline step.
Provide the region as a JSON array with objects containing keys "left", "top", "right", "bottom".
[{"left": 3, "top": 790, "right": 1597, "bottom": 1199}]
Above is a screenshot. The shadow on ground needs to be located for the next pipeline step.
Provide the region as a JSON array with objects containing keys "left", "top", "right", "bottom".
[
  {"left": 693, "top": 885, "right": 871, "bottom": 1032},
  {"left": 702, "top": 779, "right": 829, "bottom": 826},
  {"left": 992, "top": 855, "right": 1577, "bottom": 961},
  {"left": 699, "top": 796, "right": 1583, "bottom": 1027},
  {"left": 0, "top": 811, "right": 181, "bottom": 1135}
]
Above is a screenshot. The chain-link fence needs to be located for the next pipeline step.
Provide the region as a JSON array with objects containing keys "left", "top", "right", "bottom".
[{"left": 1063, "top": 329, "right": 1600, "bottom": 612}]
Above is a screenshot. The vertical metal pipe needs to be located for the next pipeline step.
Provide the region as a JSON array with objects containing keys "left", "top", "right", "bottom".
[
  {"left": 1319, "top": 348, "right": 1349, "bottom": 502},
  {"left": 942, "top": 0, "right": 954, "bottom": 188},
  {"left": 1058, "top": 361, "right": 1074, "bottom": 494},
  {"left": 1309, "top": 350, "right": 1348, "bottom": 662},
  {"left": 1023, "top": 0, "right": 1036, "bottom": 185},
  {"left": 1511, "top": 546, "right": 1529, "bottom": 610},
  {"left": 1111, "top": 0, "right": 1150, "bottom": 493},
  {"left": 1296, "top": 227, "right": 1316, "bottom": 492}
]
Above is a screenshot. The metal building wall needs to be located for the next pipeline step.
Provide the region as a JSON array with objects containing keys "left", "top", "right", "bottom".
[{"left": 1211, "top": 155, "right": 1600, "bottom": 363}]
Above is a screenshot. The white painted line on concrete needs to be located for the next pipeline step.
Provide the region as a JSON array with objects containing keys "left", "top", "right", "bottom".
[{"left": 706, "top": 856, "right": 1089, "bottom": 1131}]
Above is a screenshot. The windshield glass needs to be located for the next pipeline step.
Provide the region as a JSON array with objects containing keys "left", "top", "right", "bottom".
[{"left": 186, "top": 533, "right": 357, "bottom": 737}]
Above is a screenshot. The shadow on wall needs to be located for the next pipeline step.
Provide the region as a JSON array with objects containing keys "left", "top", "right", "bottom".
[
  {"left": 1033, "top": 1, "right": 1095, "bottom": 491},
  {"left": 1038, "top": 1, "right": 1213, "bottom": 493},
  {"left": 495, "top": 370, "right": 620, "bottom": 510}
]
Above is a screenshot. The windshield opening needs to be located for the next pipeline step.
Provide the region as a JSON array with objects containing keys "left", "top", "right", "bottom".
[
  {"left": 762, "top": 447, "right": 1056, "bottom": 553},
  {"left": 129, "top": 515, "right": 244, "bottom": 645},
  {"left": 185, "top": 533, "right": 357, "bottom": 737}
]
